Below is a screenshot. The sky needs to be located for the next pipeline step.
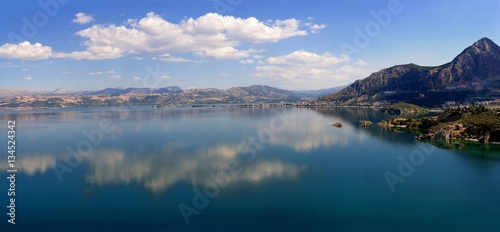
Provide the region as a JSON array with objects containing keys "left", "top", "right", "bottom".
[{"left": 0, "top": 0, "right": 499, "bottom": 91}]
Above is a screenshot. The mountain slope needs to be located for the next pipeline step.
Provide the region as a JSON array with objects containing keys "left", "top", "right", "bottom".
[
  {"left": 319, "top": 37, "right": 500, "bottom": 106},
  {"left": 178, "top": 85, "right": 301, "bottom": 103},
  {"left": 290, "top": 85, "right": 350, "bottom": 98}
]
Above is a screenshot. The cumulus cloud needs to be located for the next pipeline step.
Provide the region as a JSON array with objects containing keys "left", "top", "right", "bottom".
[
  {"left": 72, "top": 12, "right": 95, "bottom": 24},
  {"left": 0, "top": 42, "right": 63, "bottom": 60},
  {"left": 239, "top": 59, "right": 255, "bottom": 64},
  {"left": 25, "top": 76, "right": 33, "bottom": 80},
  {"left": 89, "top": 70, "right": 115, "bottom": 75},
  {"left": 309, "top": 24, "right": 326, "bottom": 34},
  {"left": 0, "top": 13, "right": 325, "bottom": 63},
  {"left": 159, "top": 54, "right": 202, "bottom": 63},
  {"left": 353, "top": 59, "right": 367, "bottom": 66},
  {"left": 0, "top": 13, "right": 323, "bottom": 61},
  {"left": 252, "top": 50, "right": 369, "bottom": 89},
  {"left": 68, "top": 47, "right": 123, "bottom": 60},
  {"left": 69, "top": 12, "right": 317, "bottom": 60},
  {"left": 267, "top": 50, "right": 350, "bottom": 66},
  {"left": 159, "top": 75, "right": 173, "bottom": 80},
  {"left": 133, "top": 76, "right": 141, "bottom": 80},
  {"left": 110, "top": 74, "right": 122, "bottom": 79}
]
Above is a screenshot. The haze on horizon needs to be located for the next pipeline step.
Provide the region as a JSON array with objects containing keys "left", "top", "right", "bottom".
[{"left": 0, "top": 0, "right": 499, "bottom": 91}]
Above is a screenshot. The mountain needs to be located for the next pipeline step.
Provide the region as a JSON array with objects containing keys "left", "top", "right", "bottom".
[
  {"left": 172, "top": 85, "right": 301, "bottom": 104},
  {"left": 0, "top": 85, "right": 303, "bottom": 109},
  {"left": 0, "top": 88, "right": 81, "bottom": 98},
  {"left": 290, "top": 85, "right": 350, "bottom": 98},
  {"left": 319, "top": 37, "right": 500, "bottom": 107},
  {"left": 153, "top": 86, "right": 183, "bottom": 94},
  {"left": 82, "top": 86, "right": 183, "bottom": 95}
]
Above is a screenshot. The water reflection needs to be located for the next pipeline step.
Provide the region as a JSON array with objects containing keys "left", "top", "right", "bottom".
[
  {"left": 3, "top": 107, "right": 500, "bottom": 230},
  {"left": 261, "top": 110, "right": 351, "bottom": 151},
  {"left": 0, "top": 107, "right": 366, "bottom": 194},
  {"left": 313, "top": 108, "right": 419, "bottom": 145},
  {"left": 0, "top": 107, "right": 414, "bottom": 195},
  {"left": 83, "top": 145, "right": 305, "bottom": 194},
  {"left": 0, "top": 154, "right": 56, "bottom": 176},
  {"left": 0, "top": 107, "right": 230, "bottom": 122}
]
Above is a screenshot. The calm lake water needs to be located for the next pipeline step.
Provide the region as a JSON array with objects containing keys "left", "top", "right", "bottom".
[{"left": 1, "top": 107, "right": 500, "bottom": 231}]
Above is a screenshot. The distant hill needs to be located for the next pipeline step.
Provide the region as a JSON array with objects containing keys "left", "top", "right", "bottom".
[
  {"left": 319, "top": 37, "right": 500, "bottom": 107},
  {"left": 82, "top": 86, "right": 183, "bottom": 95},
  {"left": 290, "top": 85, "right": 349, "bottom": 98},
  {"left": 163, "top": 85, "right": 302, "bottom": 104},
  {"left": 0, "top": 85, "right": 304, "bottom": 109}
]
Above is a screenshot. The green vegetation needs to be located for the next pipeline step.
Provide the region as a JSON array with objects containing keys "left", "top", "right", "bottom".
[
  {"left": 450, "top": 106, "right": 500, "bottom": 127},
  {"left": 380, "top": 105, "right": 500, "bottom": 144},
  {"left": 390, "top": 102, "right": 427, "bottom": 112},
  {"left": 380, "top": 102, "right": 428, "bottom": 115}
]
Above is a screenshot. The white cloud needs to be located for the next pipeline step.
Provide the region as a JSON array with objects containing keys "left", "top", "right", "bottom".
[
  {"left": 0, "top": 13, "right": 324, "bottom": 61},
  {"left": 70, "top": 12, "right": 317, "bottom": 60},
  {"left": 0, "top": 42, "right": 62, "bottom": 60},
  {"left": 309, "top": 24, "right": 326, "bottom": 34},
  {"left": 267, "top": 50, "right": 350, "bottom": 66},
  {"left": 89, "top": 70, "right": 114, "bottom": 75},
  {"left": 110, "top": 74, "right": 122, "bottom": 79},
  {"left": 252, "top": 50, "right": 368, "bottom": 89},
  {"left": 239, "top": 59, "right": 255, "bottom": 64},
  {"left": 159, "top": 54, "right": 202, "bottom": 63},
  {"left": 72, "top": 12, "right": 94, "bottom": 24},
  {"left": 25, "top": 76, "right": 33, "bottom": 80},
  {"left": 160, "top": 75, "right": 173, "bottom": 80},
  {"left": 68, "top": 47, "right": 123, "bottom": 60},
  {"left": 196, "top": 47, "right": 256, "bottom": 60},
  {"left": 133, "top": 76, "right": 141, "bottom": 80},
  {"left": 22, "top": 68, "right": 30, "bottom": 71},
  {"left": 353, "top": 59, "right": 367, "bottom": 66}
]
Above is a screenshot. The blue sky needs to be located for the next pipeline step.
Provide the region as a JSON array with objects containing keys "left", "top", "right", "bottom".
[{"left": 0, "top": 0, "right": 499, "bottom": 91}]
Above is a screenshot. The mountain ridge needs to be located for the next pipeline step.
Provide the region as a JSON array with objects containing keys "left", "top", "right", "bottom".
[
  {"left": 0, "top": 84, "right": 347, "bottom": 109},
  {"left": 319, "top": 37, "right": 500, "bottom": 107}
]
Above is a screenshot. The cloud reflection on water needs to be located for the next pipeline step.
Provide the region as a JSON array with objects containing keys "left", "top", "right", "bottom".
[
  {"left": 0, "top": 108, "right": 356, "bottom": 194},
  {"left": 0, "top": 154, "right": 56, "bottom": 176},
  {"left": 83, "top": 145, "right": 306, "bottom": 194}
]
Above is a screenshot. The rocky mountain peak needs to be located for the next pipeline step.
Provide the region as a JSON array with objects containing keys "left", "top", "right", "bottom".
[
  {"left": 448, "top": 37, "right": 500, "bottom": 81},
  {"left": 471, "top": 37, "right": 499, "bottom": 53},
  {"left": 319, "top": 37, "right": 500, "bottom": 106}
]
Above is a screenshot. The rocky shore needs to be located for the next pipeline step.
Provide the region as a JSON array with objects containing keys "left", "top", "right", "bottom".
[{"left": 379, "top": 106, "right": 500, "bottom": 143}]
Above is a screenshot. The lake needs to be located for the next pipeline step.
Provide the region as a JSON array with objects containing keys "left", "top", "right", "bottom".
[{"left": 1, "top": 107, "right": 500, "bottom": 231}]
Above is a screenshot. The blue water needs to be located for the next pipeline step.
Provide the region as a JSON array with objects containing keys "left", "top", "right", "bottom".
[{"left": 1, "top": 107, "right": 500, "bottom": 231}]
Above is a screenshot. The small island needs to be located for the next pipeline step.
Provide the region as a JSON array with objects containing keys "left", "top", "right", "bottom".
[
  {"left": 332, "top": 122, "right": 343, "bottom": 128},
  {"left": 359, "top": 120, "right": 372, "bottom": 128},
  {"left": 379, "top": 105, "right": 500, "bottom": 143}
]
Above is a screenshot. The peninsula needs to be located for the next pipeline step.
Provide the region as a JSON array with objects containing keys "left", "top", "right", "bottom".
[{"left": 379, "top": 105, "right": 500, "bottom": 143}]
